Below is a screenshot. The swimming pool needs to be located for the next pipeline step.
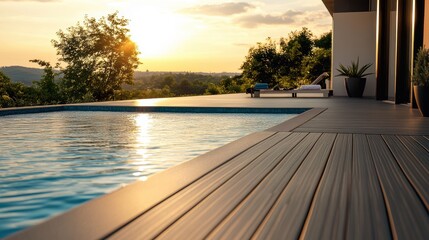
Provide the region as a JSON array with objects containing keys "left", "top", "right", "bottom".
[{"left": 0, "top": 111, "right": 296, "bottom": 238}]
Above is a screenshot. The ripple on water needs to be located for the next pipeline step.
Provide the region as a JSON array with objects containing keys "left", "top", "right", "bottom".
[{"left": 0, "top": 111, "right": 296, "bottom": 238}]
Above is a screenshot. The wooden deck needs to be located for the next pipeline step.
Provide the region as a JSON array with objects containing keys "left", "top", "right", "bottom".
[
  {"left": 5, "top": 95, "right": 429, "bottom": 240},
  {"left": 108, "top": 133, "right": 429, "bottom": 240}
]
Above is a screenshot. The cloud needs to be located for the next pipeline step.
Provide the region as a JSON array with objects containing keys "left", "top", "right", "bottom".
[
  {"left": 284, "top": 10, "right": 304, "bottom": 18},
  {"left": 301, "top": 10, "right": 331, "bottom": 25},
  {"left": 181, "top": 2, "right": 323, "bottom": 30},
  {"left": 181, "top": 2, "right": 255, "bottom": 16},
  {"left": 234, "top": 43, "right": 252, "bottom": 48},
  {"left": 235, "top": 10, "right": 304, "bottom": 28}
]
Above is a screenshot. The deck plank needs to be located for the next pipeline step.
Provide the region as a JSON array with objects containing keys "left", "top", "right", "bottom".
[
  {"left": 155, "top": 132, "right": 309, "bottom": 239},
  {"left": 109, "top": 132, "right": 292, "bottom": 239},
  {"left": 251, "top": 133, "right": 337, "bottom": 239},
  {"left": 390, "top": 136, "right": 429, "bottom": 170},
  {"left": 406, "top": 136, "right": 429, "bottom": 170},
  {"left": 300, "top": 134, "right": 353, "bottom": 240},
  {"left": 346, "top": 134, "right": 391, "bottom": 239},
  {"left": 5, "top": 131, "right": 276, "bottom": 240},
  {"left": 383, "top": 135, "right": 429, "bottom": 209},
  {"left": 205, "top": 133, "right": 322, "bottom": 239},
  {"left": 411, "top": 136, "right": 429, "bottom": 162},
  {"left": 367, "top": 135, "right": 429, "bottom": 239},
  {"left": 6, "top": 96, "right": 429, "bottom": 240}
]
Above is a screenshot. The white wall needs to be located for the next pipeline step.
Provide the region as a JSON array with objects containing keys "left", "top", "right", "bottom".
[{"left": 332, "top": 12, "right": 377, "bottom": 97}]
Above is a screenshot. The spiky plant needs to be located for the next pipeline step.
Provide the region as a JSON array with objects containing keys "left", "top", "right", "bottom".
[
  {"left": 413, "top": 47, "right": 429, "bottom": 87},
  {"left": 336, "top": 57, "right": 373, "bottom": 78}
]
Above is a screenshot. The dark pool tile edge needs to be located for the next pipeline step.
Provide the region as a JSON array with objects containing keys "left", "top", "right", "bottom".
[
  {"left": 65, "top": 105, "right": 310, "bottom": 114},
  {"left": 0, "top": 105, "right": 311, "bottom": 116},
  {"left": 0, "top": 106, "right": 65, "bottom": 116}
]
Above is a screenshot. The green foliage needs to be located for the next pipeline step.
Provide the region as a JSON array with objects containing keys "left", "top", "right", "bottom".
[
  {"left": 0, "top": 72, "right": 13, "bottom": 108},
  {"left": 0, "top": 71, "right": 38, "bottom": 108},
  {"left": 116, "top": 72, "right": 240, "bottom": 100},
  {"left": 302, "top": 48, "right": 331, "bottom": 88},
  {"left": 280, "top": 27, "right": 314, "bottom": 62},
  {"left": 241, "top": 28, "right": 331, "bottom": 87},
  {"left": 205, "top": 83, "right": 222, "bottom": 95},
  {"left": 241, "top": 38, "right": 279, "bottom": 86},
  {"left": 30, "top": 59, "right": 62, "bottom": 104},
  {"left": 314, "top": 31, "right": 332, "bottom": 50},
  {"left": 413, "top": 47, "right": 429, "bottom": 86},
  {"left": 52, "top": 12, "right": 140, "bottom": 102},
  {"left": 220, "top": 75, "right": 251, "bottom": 93},
  {"left": 336, "top": 57, "right": 373, "bottom": 78}
]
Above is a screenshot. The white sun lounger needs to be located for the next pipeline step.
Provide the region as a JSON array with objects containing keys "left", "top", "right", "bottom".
[{"left": 251, "top": 72, "right": 330, "bottom": 98}]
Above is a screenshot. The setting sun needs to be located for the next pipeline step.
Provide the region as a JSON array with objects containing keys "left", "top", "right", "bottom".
[
  {"left": 113, "top": 3, "right": 191, "bottom": 58},
  {"left": 0, "top": 0, "right": 331, "bottom": 72}
]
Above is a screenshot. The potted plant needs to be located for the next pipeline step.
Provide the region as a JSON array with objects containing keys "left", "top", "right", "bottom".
[
  {"left": 412, "top": 47, "right": 429, "bottom": 117},
  {"left": 336, "top": 58, "right": 373, "bottom": 97}
]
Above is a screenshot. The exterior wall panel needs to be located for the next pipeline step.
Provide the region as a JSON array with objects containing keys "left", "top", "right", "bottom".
[
  {"left": 334, "top": 0, "right": 371, "bottom": 12},
  {"left": 332, "top": 12, "right": 377, "bottom": 97}
]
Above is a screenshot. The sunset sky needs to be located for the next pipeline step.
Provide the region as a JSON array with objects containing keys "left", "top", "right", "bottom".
[{"left": 0, "top": 0, "right": 331, "bottom": 72}]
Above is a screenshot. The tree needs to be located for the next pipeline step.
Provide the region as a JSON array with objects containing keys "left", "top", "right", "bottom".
[
  {"left": 302, "top": 48, "right": 331, "bottom": 88},
  {"left": 0, "top": 71, "right": 14, "bottom": 108},
  {"left": 279, "top": 28, "right": 314, "bottom": 79},
  {"left": 52, "top": 12, "right": 140, "bottom": 102},
  {"left": 241, "top": 28, "right": 331, "bottom": 88},
  {"left": 314, "top": 31, "right": 332, "bottom": 50},
  {"left": 30, "top": 59, "right": 61, "bottom": 104},
  {"left": 241, "top": 38, "right": 280, "bottom": 86},
  {"left": 0, "top": 71, "right": 37, "bottom": 108}
]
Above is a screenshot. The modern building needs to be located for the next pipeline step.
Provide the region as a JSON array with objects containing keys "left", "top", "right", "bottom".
[{"left": 322, "top": 0, "right": 428, "bottom": 105}]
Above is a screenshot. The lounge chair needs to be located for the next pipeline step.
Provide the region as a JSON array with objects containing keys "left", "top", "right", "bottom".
[
  {"left": 250, "top": 72, "right": 330, "bottom": 98},
  {"left": 246, "top": 83, "right": 269, "bottom": 97}
]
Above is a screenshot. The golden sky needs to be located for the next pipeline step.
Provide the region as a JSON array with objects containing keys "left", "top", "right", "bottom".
[{"left": 0, "top": 0, "right": 331, "bottom": 72}]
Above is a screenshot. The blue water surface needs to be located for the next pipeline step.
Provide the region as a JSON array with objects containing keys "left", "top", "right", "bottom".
[{"left": 0, "top": 111, "right": 296, "bottom": 238}]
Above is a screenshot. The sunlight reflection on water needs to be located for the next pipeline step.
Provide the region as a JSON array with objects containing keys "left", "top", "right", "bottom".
[{"left": 0, "top": 111, "right": 296, "bottom": 237}]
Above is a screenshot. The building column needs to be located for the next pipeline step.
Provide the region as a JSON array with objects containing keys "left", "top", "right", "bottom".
[
  {"left": 376, "top": 0, "right": 390, "bottom": 100},
  {"left": 395, "top": 0, "right": 413, "bottom": 104}
]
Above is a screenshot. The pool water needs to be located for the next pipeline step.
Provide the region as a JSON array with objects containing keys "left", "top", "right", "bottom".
[{"left": 0, "top": 111, "right": 296, "bottom": 238}]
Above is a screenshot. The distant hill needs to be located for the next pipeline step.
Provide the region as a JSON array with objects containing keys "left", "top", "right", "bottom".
[
  {"left": 0, "top": 66, "right": 45, "bottom": 85},
  {"left": 0, "top": 66, "right": 240, "bottom": 86}
]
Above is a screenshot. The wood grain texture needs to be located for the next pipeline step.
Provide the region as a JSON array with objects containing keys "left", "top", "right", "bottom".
[
  {"left": 367, "top": 135, "right": 429, "bottom": 240},
  {"left": 155, "top": 133, "right": 308, "bottom": 239},
  {"left": 6, "top": 131, "right": 275, "bottom": 240},
  {"left": 252, "top": 133, "right": 337, "bottom": 240},
  {"left": 206, "top": 133, "right": 322, "bottom": 239},
  {"left": 412, "top": 136, "right": 429, "bottom": 152},
  {"left": 266, "top": 108, "right": 326, "bottom": 132},
  {"left": 300, "top": 134, "right": 353, "bottom": 240},
  {"left": 398, "top": 136, "right": 429, "bottom": 172},
  {"left": 346, "top": 134, "right": 391, "bottom": 239},
  {"left": 384, "top": 135, "right": 429, "bottom": 209},
  {"left": 109, "top": 133, "right": 291, "bottom": 239}
]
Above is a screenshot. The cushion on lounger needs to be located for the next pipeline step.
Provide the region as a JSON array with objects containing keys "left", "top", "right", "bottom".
[{"left": 300, "top": 85, "right": 322, "bottom": 90}]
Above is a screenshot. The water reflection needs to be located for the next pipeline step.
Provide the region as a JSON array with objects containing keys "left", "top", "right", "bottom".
[
  {"left": 0, "top": 111, "right": 295, "bottom": 238},
  {"left": 132, "top": 114, "right": 153, "bottom": 181}
]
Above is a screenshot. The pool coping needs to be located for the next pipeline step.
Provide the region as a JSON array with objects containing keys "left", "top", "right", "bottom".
[
  {"left": 4, "top": 106, "right": 326, "bottom": 240},
  {"left": 0, "top": 105, "right": 310, "bottom": 116}
]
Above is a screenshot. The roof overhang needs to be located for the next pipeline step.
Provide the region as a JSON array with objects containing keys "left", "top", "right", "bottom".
[{"left": 322, "top": 0, "right": 334, "bottom": 16}]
